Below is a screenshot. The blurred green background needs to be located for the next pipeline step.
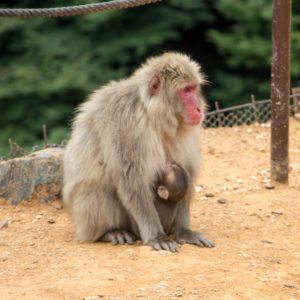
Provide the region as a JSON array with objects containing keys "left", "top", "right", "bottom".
[{"left": 0, "top": 0, "right": 299, "bottom": 156}]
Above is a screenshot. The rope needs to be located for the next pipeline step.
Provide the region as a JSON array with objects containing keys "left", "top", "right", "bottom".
[{"left": 0, "top": 0, "right": 163, "bottom": 18}]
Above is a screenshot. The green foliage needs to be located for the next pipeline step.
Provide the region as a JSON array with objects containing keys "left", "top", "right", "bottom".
[
  {"left": 0, "top": 0, "right": 213, "bottom": 155},
  {"left": 207, "top": 0, "right": 300, "bottom": 107},
  {"left": 0, "top": 0, "right": 300, "bottom": 155}
]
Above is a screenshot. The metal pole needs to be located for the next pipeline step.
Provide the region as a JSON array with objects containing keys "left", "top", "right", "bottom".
[
  {"left": 271, "top": 0, "right": 291, "bottom": 183},
  {"left": 214, "top": 101, "right": 223, "bottom": 127},
  {"left": 251, "top": 94, "right": 259, "bottom": 124}
]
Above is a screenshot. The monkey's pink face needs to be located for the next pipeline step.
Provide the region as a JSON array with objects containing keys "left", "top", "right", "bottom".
[{"left": 178, "top": 85, "right": 202, "bottom": 126}]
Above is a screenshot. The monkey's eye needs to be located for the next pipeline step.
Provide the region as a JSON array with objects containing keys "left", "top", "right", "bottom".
[{"left": 183, "top": 85, "right": 196, "bottom": 93}]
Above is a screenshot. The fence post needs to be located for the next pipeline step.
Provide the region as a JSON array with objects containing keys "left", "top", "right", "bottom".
[
  {"left": 251, "top": 94, "right": 259, "bottom": 124},
  {"left": 214, "top": 101, "right": 223, "bottom": 127},
  {"left": 292, "top": 87, "right": 300, "bottom": 115},
  {"left": 42, "top": 124, "right": 48, "bottom": 148},
  {"left": 270, "top": 0, "right": 291, "bottom": 183}
]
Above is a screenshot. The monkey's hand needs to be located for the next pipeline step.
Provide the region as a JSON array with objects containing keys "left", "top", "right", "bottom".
[
  {"left": 176, "top": 228, "right": 215, "bottom": 248},
  {"left": 148, "top": 233, "right": 177, "bottom": 252}
]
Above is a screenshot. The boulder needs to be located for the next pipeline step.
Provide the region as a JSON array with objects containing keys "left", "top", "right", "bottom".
[{"left": 0, "top": 148, "right": 64, "bottom": 205}]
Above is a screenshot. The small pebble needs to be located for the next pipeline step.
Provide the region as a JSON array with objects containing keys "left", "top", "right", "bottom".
[
  {"left": 48, "top": 219, "right": 56, "bottom": 224},
  {"left": 219, "top": 186, "right": 228, "bottom": 191},
  {"left": 217, "top": 198, "right": 227, "bottom": 204},
  {"left": 0, "top": 256, "right": 8, "bottom": 262},
  {"left": 271, "top": 211, "right": 283, "bottom": 216},
  {"left": 51, "top": 200, "right": 63, "bottom": 210},
  {"left": 261, "top": 123, "right": 271, "bottom": 128},
  {"left": 291, "top": 163, "right": 300, "bottom": 172},
  {"left": 264, "top": 183, "right": 275, "bottom": 190},
  {"left": 207, "top": 147, "right": 215, "bottom": 155},
  {"left": 194, "top": 186, "right": 203, "bottom": 192},
  {"left": 0, "top": 220, "right": 8, "bottom": 229},
  {"left": 260, "top": 170, "right": 268, "bottom": 176},
  {"left": 205, "top": 193, "right": 215, "bottom": 198},
  {"left": 261, "top": 240, "right": 273, "bottom": 244},
  {"left": 283, "top": 284, "right": 295, "bottom": 289}
]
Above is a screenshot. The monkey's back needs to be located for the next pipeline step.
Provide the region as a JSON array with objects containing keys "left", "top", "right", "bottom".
[{"left": 63, "top": 79, "right": 166, "bottom": 207}]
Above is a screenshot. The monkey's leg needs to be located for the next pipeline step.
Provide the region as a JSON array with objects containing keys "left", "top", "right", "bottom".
[
  {"left": 118, "top": 176, "right": 177, "bottom": 252},
  {"left": 173, "top": 195, "right": 215, "bottom": 248},
  {"left": 155, "top": 200, "right": 178, "bottom": 235},
  {"left": 69, "top": 183, "right": 135, "bottom": 243}
]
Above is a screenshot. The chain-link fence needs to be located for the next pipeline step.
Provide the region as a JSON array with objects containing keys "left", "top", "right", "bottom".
[{"left": 203, "top": 87, "right": 300, "bottom": 128}]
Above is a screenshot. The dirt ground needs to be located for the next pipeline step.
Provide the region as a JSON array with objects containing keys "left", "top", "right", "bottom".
[{"left": 1, "top": 118, "right": 300, "bottom": 300}]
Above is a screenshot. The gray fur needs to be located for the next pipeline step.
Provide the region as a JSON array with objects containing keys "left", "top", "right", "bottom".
[{"left": 63, "top": 52, "right": 214, "bottom": 251}]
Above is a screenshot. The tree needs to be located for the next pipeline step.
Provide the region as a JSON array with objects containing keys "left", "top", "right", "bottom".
[
  {"left": 207, "top": 0, "right": 300, "bottom": 107},
  {"left": 1, "top": 1, "right": 299, "bottom": 155},
  {"left": 0, "top": 0, "right": 214, "bottom": 155}
]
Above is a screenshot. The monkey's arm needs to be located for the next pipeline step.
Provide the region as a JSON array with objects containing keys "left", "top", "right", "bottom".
[{"left": 117, "top": 162, "right": 177, "bottom": 252}]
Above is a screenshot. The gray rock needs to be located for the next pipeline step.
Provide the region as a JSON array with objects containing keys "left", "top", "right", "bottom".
[
  {"left": 217, "top": 198, "right": 227, "bottom": 204},
  {"left": 264, "top": 183, "right": 275, "bottom": 190},
  {"left": 0, "top": 148, "right": 64, "bottom": 205}
]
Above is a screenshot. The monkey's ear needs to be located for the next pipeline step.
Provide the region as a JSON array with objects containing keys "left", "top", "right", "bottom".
[
  {"left": 157, "top": 186, "right": 169, "bottom": 200},
  {"left": 149, "top": 75, "right": 160, "bottom": 95}
]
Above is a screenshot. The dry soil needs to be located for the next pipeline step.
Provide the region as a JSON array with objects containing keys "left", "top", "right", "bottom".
[{"left": 0, "top": 118, "right": 300, "bottom": 300}]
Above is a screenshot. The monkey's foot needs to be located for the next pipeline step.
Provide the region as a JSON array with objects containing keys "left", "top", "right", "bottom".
[
  {"left": 101, "top": 230, "right": 136, "bottom": 245},
  {"left": 176, "top": 229, "right": 215, "bottom": 248},
  {"left": 148, "top": 233, "right": 177, "bottom": 252}
]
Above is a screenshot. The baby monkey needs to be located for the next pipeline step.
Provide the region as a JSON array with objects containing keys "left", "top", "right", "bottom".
[
  {"left": 156, "top": 163, "right": 189, "bottom": 203},
  {"left": 155, "top": 163, "right": 189, "bottom": 235}
]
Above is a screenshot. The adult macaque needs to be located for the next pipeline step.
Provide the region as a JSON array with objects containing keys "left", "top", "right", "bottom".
[{"left": 63, "top": 52, "right": 214, "bottom": 252}]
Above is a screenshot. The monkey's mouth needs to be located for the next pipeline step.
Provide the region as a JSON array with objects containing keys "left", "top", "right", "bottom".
[{"left": 186, "top": 107, "right": 202, "bottom": 126}]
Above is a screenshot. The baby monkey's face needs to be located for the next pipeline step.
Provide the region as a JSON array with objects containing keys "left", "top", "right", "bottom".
[{"left": 157, "top": 163, "right": 189, "bottom": 203}]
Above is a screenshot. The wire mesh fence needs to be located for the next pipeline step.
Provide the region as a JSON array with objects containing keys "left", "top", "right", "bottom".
[{"left": 203, "top": 88, "right": 300, "bottom": 128}]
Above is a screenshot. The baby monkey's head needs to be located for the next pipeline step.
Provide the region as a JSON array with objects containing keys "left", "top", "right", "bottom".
[{"left": 156, "top": 163, "right": 189, "bottom": 203}]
